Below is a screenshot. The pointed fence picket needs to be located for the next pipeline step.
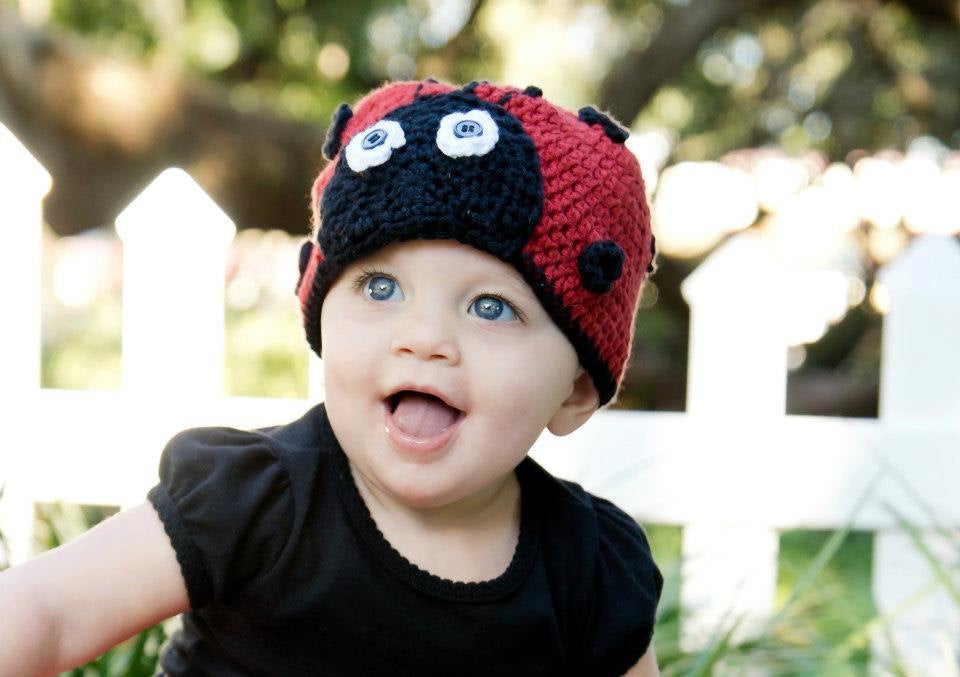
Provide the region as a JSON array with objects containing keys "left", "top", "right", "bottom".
[
  {"left": 116, "top": 168, "right": 236, "bottom": 397},
  {"left": 0, "top": 124, "right": 958, "bottom": 673},
  {"left": 0, "top": 123, "right": 50, "bottom": 568}
]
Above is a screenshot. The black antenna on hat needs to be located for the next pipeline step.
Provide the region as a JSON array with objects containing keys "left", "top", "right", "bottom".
[
  {"left": 414, "top": 78, "right": 440, "bottom": 98},
  {"left": 578, "top": 106, "right": 629, "bottom": 144},
  {"left": 322, "top": 102, "right": 353, "bottom": 160}
]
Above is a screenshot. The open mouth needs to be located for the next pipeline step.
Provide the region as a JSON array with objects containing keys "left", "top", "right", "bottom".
[{"left": 384, "top": 390, "right": 465, "bottom": 440}]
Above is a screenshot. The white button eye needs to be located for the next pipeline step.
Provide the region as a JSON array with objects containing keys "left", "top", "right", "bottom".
[
  {"left": 436, "top": 109, "right": 499, "bottom": 158},
  {"left": 344, "top": 119, "right": 406, "bottom": 172}
]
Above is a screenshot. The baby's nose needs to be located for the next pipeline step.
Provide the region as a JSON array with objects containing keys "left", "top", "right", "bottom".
[{"left": 389, "top": 308, "right": 461, "bottom": 365}]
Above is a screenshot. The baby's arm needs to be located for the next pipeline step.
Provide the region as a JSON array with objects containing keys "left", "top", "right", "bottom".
[
  {"left": 624, "top": 646, "right": 660, "bottom": 676},
  {"left": 0, "top": 501, "right": 188, "bottom": 676}
]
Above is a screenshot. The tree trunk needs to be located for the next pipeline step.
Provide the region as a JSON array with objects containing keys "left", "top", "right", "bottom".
[
  {"left": 0, "top": 9, "right": 324, "bottom": 236},
  {"left": 597, "top": 0, "right": 960, "bottom": 126}
]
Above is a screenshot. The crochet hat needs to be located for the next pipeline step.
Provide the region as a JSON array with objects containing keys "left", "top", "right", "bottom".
[{"left": 296, "top": 79, "right": 656, "bottom": 406}]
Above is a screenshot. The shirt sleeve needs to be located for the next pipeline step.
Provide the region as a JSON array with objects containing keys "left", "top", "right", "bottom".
[
  {"left": 147, "top": 426, "right": 293, "bottom": 609},
  {"left": 582, "top": 496, "right": 663, "bottom": 676}
]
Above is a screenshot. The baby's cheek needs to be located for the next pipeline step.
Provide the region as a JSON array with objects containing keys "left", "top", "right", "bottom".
[{"left": 488, "top": 351, "right": 573, "bottom": 420}]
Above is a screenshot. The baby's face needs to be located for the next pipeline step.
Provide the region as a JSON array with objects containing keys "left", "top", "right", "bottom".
[{"left": 320, "top": 239, "right": 584, "bottom": 510}]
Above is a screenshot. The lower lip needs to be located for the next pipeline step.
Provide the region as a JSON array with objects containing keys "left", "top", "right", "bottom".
[{"left": 381, "top": 400, "right": 465, "bottom": 460}]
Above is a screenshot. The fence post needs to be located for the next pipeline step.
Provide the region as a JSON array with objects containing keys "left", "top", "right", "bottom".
[
  {"left": 0, "top": 123, "right": 49, "bottom": 396},
  {"left": 872, "top": 235, "right": 960, "bottom": 675},
  {"left": 115, "top": 168, "right": 236, "bottom": 398},
  {"left": 0, "top": 123, "right": 51, "bottom": 565},
  {"left": 682, "top": 233, "right": 790, "bottom": 417},
  {"left": 678, "top": 232, "right": 784, "bottom": 656}
]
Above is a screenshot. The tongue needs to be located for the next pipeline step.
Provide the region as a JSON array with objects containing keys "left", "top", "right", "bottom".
[{"left": 392, "top": 392, "right": 459, "bottom": 438}]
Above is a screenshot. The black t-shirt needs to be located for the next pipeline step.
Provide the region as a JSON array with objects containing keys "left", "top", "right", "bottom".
[{"left": 147, "top": 403, "right": 662, "bottom": 676}]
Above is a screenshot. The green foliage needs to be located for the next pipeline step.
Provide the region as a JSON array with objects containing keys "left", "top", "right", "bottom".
[
  {"left": 50, "top": 0, "right": 157, "bottom": 54},
  {"left": 41, "top": 293, "right": 122, "bottom": 391},
  {"left": 635, "top": 2, "right": 960, "bottom": 160},
  {"left": 641, "top": 473, "right": 953, "bottom": 675},
  {"left": 43, "top": 0, "right": 425, "bottom": 123},
  {"left": 62, "top": 624, "right": 167, "bottom": 677},
  {"left": 645, "top": 525, "right": 683, "bottom": 658},
  {"left": 223, "top": 228, "right": 310, "bottom": 398},
  {"left": 44, "top": 0, "right": 959, "bottom": 160},
  {"left": 225, "top": 304, "right": 308, "bottom": 398},
  {"left": 648, "top": 526, "right": 879, "bottom": 675}
]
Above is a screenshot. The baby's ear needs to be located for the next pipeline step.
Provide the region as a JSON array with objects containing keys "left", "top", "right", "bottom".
[{"left": 547, "top": 368, "right": 600, "bottom": 436}]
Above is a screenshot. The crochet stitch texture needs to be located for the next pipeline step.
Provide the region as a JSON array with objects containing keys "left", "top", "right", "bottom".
[{"left": 297, "top": 79, "right": 655, "bottom": 405}]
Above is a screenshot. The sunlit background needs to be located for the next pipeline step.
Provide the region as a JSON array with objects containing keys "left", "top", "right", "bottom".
[
  {"left": 4, "top": 0, "right": 955, "bottom": 415},
  {"left": 1, "top": 0, "right": 959, "bottom": 673}
]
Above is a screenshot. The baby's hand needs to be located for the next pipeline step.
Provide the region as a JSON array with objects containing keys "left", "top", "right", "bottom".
[{"left": 0, "top": 502, "right": 188, "bottom": 676}]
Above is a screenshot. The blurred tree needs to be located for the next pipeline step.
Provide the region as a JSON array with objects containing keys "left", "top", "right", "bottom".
[
  {"left": 1, "top": 0, "right": 957, "bottom": 237},
  {"left": 2, "top": 0, "right": 958, "bottom": 415},
  {"left": 0, "top": 0, "right": 496, "bottom": 237},
  {"left": 602, "top": 0, "right": 960, "bottom": 161}
]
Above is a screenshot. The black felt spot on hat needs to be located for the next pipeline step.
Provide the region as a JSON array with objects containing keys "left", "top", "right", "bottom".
[
  {"left": 647, "top": 234, "right": 657, "bottom": 274},
  {"left": 322, "top": 103, "right": 353, "bottom": 160},
  {"left": 578, "top": 106, "right": 629, "bottom": 144},
  {"left": 522, "top": 85, "right": 543, "bottom": 97},
  {"left": 579, "top": 240, "right": 625, "bottom": 293}
]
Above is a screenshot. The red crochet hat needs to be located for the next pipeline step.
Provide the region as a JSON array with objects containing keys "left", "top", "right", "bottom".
[{"left": 296, "top": 79, "right": 655, "bottom": 406}]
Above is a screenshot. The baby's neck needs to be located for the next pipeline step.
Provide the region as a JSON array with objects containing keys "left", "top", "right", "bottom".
[{"left": 350, "top": 465, "right": 522, "bottom": 583}]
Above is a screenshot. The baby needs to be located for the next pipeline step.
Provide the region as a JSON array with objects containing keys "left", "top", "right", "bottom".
[{"left": 0, "top": 79, "right": 662, "bottom": 676}]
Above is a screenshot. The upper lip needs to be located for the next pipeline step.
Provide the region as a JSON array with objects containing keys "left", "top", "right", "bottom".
[{"left": 384, "top": 384, "right": 465, "bottom": 413}]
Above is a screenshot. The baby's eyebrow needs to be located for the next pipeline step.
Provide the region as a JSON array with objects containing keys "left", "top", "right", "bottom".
[
  {"left": 489, "top": 275, "right": 536, "bottom": 300},
  {"left": 356, "top": 251, "right": 536, "bottom": 299},
  {"left": 475, "top": 276, "right": 539, "bottom": 306}
]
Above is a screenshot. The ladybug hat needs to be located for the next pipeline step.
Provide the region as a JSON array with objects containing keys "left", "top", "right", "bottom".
[{"left": 297, "top": 79, "right": 655, "bottom": 406}]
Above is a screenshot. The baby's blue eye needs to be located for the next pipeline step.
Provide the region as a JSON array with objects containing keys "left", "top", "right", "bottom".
[
  {"left": 471, "top": 295, "right": 517, "bottom": 322},
  {"left": 365, "top": 275, "right": 404, "bottom": 302}
]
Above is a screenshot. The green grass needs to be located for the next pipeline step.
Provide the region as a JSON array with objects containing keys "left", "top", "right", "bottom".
[
  {"left": 643, "top": 525, "right": 883, "bottom": 675},
  {"left": 773, "top": 530, "right": 875, "bottom": 675}
]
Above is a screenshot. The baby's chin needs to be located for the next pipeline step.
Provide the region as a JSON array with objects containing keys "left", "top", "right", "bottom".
[
  {"left": 340, "top": 446, "right": 466, "bottom": 510},
  {"left": 380, "top": 475, "right": 480, "bottom": 511},
  {"left": 368, "top": 459, "right": 510, "bottom": 511}
]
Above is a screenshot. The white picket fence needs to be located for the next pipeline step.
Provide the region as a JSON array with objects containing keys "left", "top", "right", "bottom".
[{"left": 1, "top": 122, "right": 959, "bottom": 674}]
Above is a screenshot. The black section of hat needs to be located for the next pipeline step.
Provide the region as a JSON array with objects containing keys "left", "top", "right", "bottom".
[{"left": 317, "top": 90, "right": 543, "bottom": 268}]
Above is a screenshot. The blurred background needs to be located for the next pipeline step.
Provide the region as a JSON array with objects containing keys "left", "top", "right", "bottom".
[
  {"left": 2, "top": 0, "right": 958, "bottom": 411},
  {"left": 1, "top": 0, "right": 959, "bottom": 674}
]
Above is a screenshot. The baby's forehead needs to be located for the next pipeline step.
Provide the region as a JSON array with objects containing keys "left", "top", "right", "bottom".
[{"left": 355, "top": 240, "right": 532, "bottom": 292}]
